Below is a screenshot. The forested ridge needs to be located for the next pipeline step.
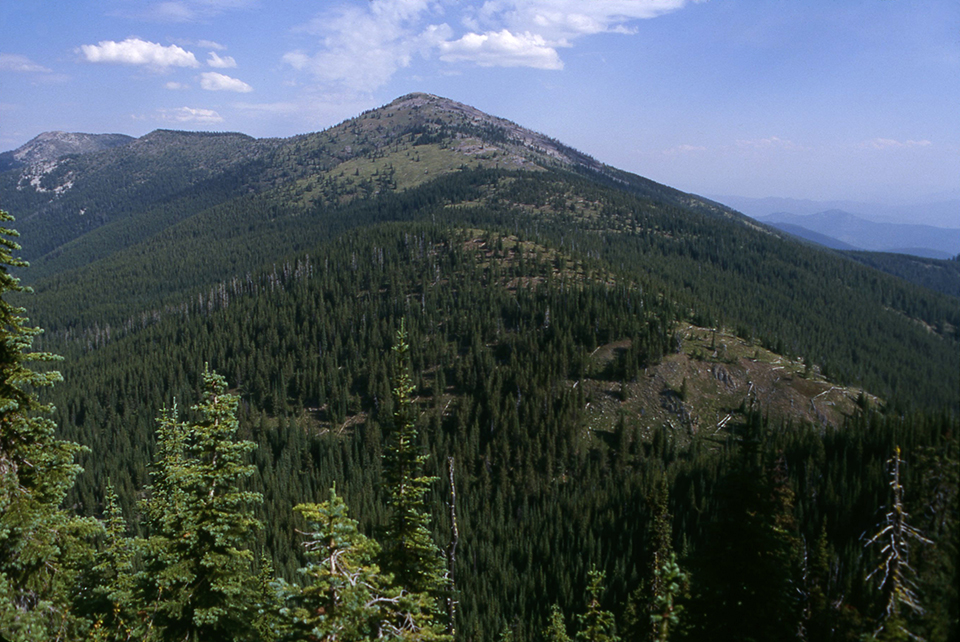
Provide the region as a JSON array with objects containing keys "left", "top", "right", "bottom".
[{"left": 1, "top": 94, "right": 958, "bottom": 641}]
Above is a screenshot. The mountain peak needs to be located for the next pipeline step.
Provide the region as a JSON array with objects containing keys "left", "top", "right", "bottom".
[
  {"left": 0, "top": 131, "right": 134, "bottom": 171},
  {"left": 369, "top": 92, "right": 604, "bottom": 172}
]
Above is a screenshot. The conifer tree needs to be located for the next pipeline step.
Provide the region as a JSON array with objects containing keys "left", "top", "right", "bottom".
[
  {"left": 85, "top": 483, "right": 138, "bottom": 640},
  {"left": 575, "top": 568, "right": 619, "bottom": 642},
  {"left": 543, "top": 604, "right": 572, "bottom": 642},
  {"left": 625, "top": 480, "right": 688, "bottom": 642},
  {"left": 276, "top": 487, "right": 448, "bottom": 642},
  {"left": 381, "top": 321, "right": 445, "bottom": 597},
  {"left": 685, "top": 413, "right": 802, "bottom": 641},
  {"left": 0, "top": 210, "right": 94, "bottom": 640},
  {"left": 139, "top": 368, "right": 263, "bottom": 642}
]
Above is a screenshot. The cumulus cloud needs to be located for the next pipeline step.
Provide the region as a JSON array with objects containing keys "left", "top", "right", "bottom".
[
  {"left": 439, "top": 29, "right": 563, "bottom": 69},
  {"left": 200, "top": 71, "right": 253, "bottom": 92},
  {"left": 0, "top": 53, "right": 53, "bottom": 73},
  {"left": 79, "top": 38, "right": 199, "bottom": 70},
  {"left": 862, "top": 138, "right": 932, "bottom": 150},
  {"left": 207, "top": 52, "right": 237, "bottom": 68},
  {"left": 157, "top": 106, "right": 224, "bottom": 123},
  {"left": 165, "top": 81, "right": 189, "bottom": 90}
]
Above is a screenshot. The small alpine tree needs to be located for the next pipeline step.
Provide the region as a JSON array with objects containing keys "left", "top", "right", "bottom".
[
  {"left": 575, "top": 568, "right": 619, "bottom": 642},
  {"left": 276, "top": 487, "right": 448, "bottom": 641},
  {"left": 543, "top": 604, "right": 572, "bottom": 642}
]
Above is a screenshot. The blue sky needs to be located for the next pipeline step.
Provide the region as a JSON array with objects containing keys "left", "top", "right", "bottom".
[{"left": 2, "top": 0, "right": 957, "bottom": 209}]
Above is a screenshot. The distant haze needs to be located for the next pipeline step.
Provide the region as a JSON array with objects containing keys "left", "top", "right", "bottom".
[{"left": 712, "top": 195, "right": 960, "bottom": 230}]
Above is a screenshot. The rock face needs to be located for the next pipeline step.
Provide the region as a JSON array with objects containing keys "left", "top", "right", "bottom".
[{"left": 0, "top": 131, "right": 134, "bottom": 171}]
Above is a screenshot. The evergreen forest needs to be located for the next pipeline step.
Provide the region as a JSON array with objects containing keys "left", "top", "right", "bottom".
[{"left": 1, "top": 93, "right": 957, "bottom": 641}]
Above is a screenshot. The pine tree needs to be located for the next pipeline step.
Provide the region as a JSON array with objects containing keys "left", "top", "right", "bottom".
[
  {"left": 627, "top": 480, "right": 688, "bottom": 642},
  {"left": 543, "top": 604, "right": 572, "bottom": 642},
  {"left": 381, "top": 321, "right": 445, "bottom": 597},
  {"left": 277, "top": 487, "right": 449, "bottom": 641},
  {"left": 575, "top": 568, "right": 619, "bottom": 642},
  {"left": 139, "top": 368, "right": 263, "bottom": 642},
  {"left": 0, "top": 210, "right": 94, "bottom": 640},
  {"left": 85, "top": 483, "right": 138, "bottom": 640}
]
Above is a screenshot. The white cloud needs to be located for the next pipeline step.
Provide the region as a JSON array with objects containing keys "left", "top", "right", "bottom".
[
  {"left": 0, "top": 53, "right": 53, "bottom": 73},
  {"left": 862, "top": 138, "right": 932, "bottom": 150},
  {"left": 284, "top": 0, "right": 695, "bottom": 89},
  {"left": 475, "top": 0, "right": 692, "bottom": 40},
  {"left": 233, "top": 101, "right": 302, "bottom": 115},
  {"left": 663, "top": 144, "right": 707, "bottom": 155},
  {"left": 439, "top": 29, "right": 563, "bottom": 69},
  {"left": 136, "top": 0, "right": 258, "bottom": 23},
  {"left": 79, "top": 38, "right": 199, "bottom": 70},
  {"left": 157, "top": 106, "right": 224, "bottom": 123},
  {"left": 200, "top": 71, "right": 253, "bottom": 92},
  {"left": 284, "top": 0, "right": 450, "bottom": 91},
  {"left": 736, "top": 136, "right": 802, "bottom": 151},
  {"left": 165, "top": 81, "right": 189, "bottom": 90},
  {"left": 197, "top": 40, "right": 227, "bottom": 51},
  {"left": 207, "top": 52, "right": 237, "bottom": 68}
]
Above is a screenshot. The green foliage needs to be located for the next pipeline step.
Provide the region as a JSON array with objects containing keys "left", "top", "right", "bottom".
[
  {"left": 382, "top": 320, "right": 446, "bottom": 598},
  {"left": 543, "top": 604, "right": 572, "bottom": 642},
  {"left": 138, "top": 367, "right": 263, "bottom": 642},
  {"left": 277, "top": 487, "right": 449, "bottom": 641},
  {"left": 0, "top": 209, "right": 94, "bottom": 640},
  {"left": 575, "top": 568, "right": 618, "bottom": 642},
  {"left": 684, "top": 413, "right": 803, "bottom": 642}
]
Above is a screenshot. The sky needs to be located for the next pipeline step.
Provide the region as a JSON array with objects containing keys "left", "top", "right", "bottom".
[{"left": 1, "top": 0, "right": 958, "bottom": 213}]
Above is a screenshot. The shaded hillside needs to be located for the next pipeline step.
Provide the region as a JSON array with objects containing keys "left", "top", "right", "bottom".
[{"left": 843, "top": 251, "right": 960, "bottom": 298}]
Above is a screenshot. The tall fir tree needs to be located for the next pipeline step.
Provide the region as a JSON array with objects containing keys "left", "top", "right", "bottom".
[
  {"left": 138, "top": 368, "right": 263, "bottom": 642},
  {"left": 381, "top": 321, "right": 446, "bottom": 598},
  {"left": 0, "top": 210, "right": 95, "bottom": 640}
]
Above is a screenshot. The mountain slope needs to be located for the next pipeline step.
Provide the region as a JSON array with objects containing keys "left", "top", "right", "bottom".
[{"left": 5, "top": 94, "right": 954, "bottom": 413}]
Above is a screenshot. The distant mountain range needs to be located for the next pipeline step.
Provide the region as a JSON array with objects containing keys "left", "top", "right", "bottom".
[
  {"left": 758, "top": 209, "right": 960, "bottom": 259},
  {"left": 714, "top": 193, "right": 960, "bottom": 230}
]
